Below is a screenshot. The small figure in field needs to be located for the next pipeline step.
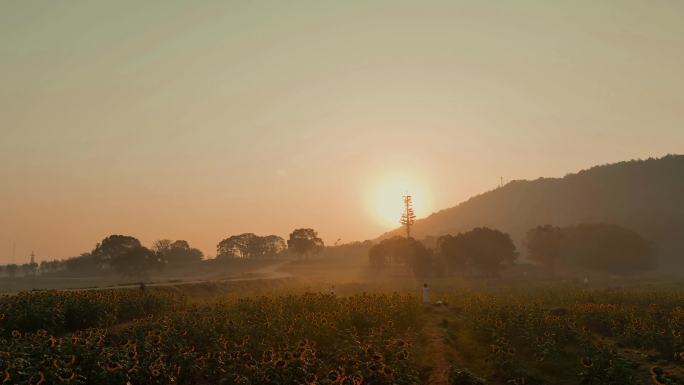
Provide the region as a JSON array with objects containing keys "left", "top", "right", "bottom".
[
  {"left": 139, "top": 281, "right": 146, "bottom": 293},
  {"left": 583, "top": 277, "right": 589, "bottom": 286},
  {"left": 422, "top": 283, "right": 430, "bottom": 304},
  {"left": 329, "top": 285, "right": 336, "bottom": 297}
]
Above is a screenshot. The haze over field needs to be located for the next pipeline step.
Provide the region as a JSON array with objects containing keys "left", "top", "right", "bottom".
[{"left": 2, "top": 1, "right": 684, "bottom": 262}]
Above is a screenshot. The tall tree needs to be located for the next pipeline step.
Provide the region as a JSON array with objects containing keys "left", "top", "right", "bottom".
[
  {"left": 400, "top": 195, "right": 416, "bottom": 238},
  {"left": 287, "top": 229, "right": 324, "bottom": 258}
]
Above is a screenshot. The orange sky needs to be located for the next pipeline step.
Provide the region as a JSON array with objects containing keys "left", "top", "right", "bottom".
[{"left": 2, "top": 1, "right": 683, "bottom": 262}]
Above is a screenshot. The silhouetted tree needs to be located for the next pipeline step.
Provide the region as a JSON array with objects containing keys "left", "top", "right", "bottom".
[
  {"left": 560, "top": 223, "right": 657, "bottom": 275},
  {"left": 368, "top": 243, "right": 388, "bottom": 269},
  {"left": 92, "top": 235, "right": 142, "bottom": 269},
  {"left": 524, "top": 225, "right": 564, "bottom": 273},
  {"left": 5, "top": 264, "right": 18, "bottom": 279},
  {"left": 287, "top": 229, "right": 324, "bottom": 258},
  {"left": 217, "top": 233, "right": 286, "bottom": 259},
  {"left": 65, "top": 253, "right": 99, "bottom": 274},
  {"left": 436, "top": 228, "right": 517, "bottom": 277},
  {"left": 465, "top": 227, "right": 517, "bottom": 276},
  {"left": 368, "top": 236, "right": 433, "bottom": 279},
  {"left": 437, "top": 234, "right": 470, "bottom": 274},
  {"left": 154, "top": 239, "right": 203, "bottom": 265},
  {"left": 21, "top": 262, "right": 38, "bottom": 277},
  {"left": 111, "top": 246, "right": 160, "bottom": 277}
]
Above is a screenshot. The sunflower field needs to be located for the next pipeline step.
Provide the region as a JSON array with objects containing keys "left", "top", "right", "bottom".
[
  {"left": 1, "top": 289, "right": 422, "bottom": 385},
  {"left": 2, "top": 282, "right": 683, "bottom": 385},
  {"left": 439, "top": 286, "right": 684, "bottom": 385}
]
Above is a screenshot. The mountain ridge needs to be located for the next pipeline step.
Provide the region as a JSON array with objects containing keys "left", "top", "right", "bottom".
[{"left": 380, "top": 154, "right": 684, "bottom": 269}]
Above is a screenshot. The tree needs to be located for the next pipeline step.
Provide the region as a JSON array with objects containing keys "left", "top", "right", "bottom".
[
  {"left": 110, "top": 246, "right": 160, "bottom": 278},
  {"left": 368, "top": 236, "right": 433, "bottom": 279},
  {"left": 92, "top": 235, "right": 142, "bottom": 269},
  {"left": 368, "top": 243, "right": 388, "bottom": 269},
  {"left": 560, "top": 223, "right": 657, "bottom": 275},
  {"left": 5, "top": 264, "right": 18, "bottom": 279},
  {"left": 217, "top": 233, "right": 286, "bottom": 259},
  {"left": 524, "top": 225, "right": 564, "bottom": 273},
  {"left": 401, "top": 195, "right": 416, "bottom": 238},
  {"left": 287, "top": 229, "right": 324, "bottom": 258},
  {"left": 464, "top": 227, "right": 517, "bottom": 276},
  {"left": 21, "top": 262, "right": 38, "bottom": 277},
  {"left": 153, "top": 239, "right": 203, "bottom": 265},
  {"left": 65, "top": 253, "right": 99, "bottom": 274},
  {"left": 437, "top": 234, "right": 470, "bottom": 274}
]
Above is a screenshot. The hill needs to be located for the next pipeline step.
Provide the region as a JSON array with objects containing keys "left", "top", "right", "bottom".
[{"left": 381, "top": 154, "right": 684, "bottom": 270}]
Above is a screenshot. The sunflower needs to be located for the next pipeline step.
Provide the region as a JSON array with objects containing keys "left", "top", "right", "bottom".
[
  {"left": 57, "top": 373, "right": 75, "bottom": 382},
  {"left": 29, "top": 372, "right": 45, "bottom": 385},
  {"left": 275, "top": 359, "right": 287, "bottom": 368},
  {"left": 305, "top": 373, "right": 317, "bottom": 384},
  {"left": 10, "top": 330, "right": 20, "bottom": 338},
  {"left": 351, "top": 374, "right": 363, "bottom": 385},
  {"left": 651, "top": 374, "right": 667, "bottom": 385},
  {"left": 580, "top": 357, "right": 592, "bottom": 368},
  {"left": 327, "top": 370, "right": 340, "bottom": 383},
  {"left": 106, "top": 362, "right": 122, "bottom": 373},
  {"left": 382, "top": 366, "right": 394, "bottom": 378}
]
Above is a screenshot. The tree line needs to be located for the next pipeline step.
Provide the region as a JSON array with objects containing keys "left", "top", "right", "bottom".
[
  {"left": 369, "top": 223, "right": 657, "bottom": 279},
  {"left": 0, "top": 228, "right": 324, "bottom": 279}
]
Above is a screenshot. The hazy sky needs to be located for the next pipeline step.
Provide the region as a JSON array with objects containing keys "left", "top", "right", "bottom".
[{"left": 1, "top": 0, "right": 683, "bottom": 262}]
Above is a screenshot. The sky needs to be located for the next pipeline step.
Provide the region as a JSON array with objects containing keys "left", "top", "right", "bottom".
[{"left": 1, "top": 0, "right": 683, "bottom": 263}]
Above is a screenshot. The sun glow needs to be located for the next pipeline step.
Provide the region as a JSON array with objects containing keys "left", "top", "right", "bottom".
[{"left": 367, "top": 173, "right": 431, "bottom": 229}]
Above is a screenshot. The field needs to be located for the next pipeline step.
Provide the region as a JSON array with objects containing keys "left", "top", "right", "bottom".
[{"left": 1, "top": 277, "right": 683, "bottom": 385}]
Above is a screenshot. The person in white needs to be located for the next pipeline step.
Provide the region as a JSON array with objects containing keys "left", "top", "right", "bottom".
[{"left": 422, "top": 283, "right": 430, "bottom": 304}]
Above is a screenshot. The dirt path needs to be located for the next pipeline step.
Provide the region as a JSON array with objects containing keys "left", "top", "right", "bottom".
[{"left": 423, "top": 307, "right": 451, "bottom": 385}]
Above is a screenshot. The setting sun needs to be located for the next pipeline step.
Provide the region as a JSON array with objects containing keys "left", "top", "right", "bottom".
[{"left": 367, "top": 173, "right": 432, "bottom": 229}]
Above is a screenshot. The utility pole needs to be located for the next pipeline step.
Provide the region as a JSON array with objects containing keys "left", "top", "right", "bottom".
[{"left": 400, "top": 194, "right": 416, "bottom": 238}]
